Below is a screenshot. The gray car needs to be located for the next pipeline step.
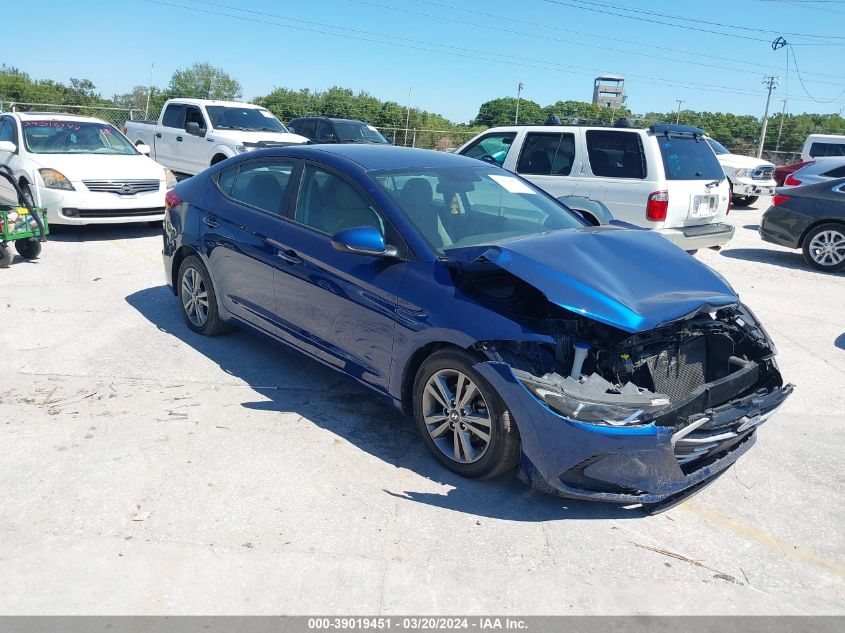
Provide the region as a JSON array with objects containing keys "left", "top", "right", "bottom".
[{"left": 783, "top": 157, "right": 845, "bottom": 187}]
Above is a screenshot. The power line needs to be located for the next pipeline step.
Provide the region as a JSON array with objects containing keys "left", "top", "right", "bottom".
[
  {"left": 144, "top": 0, "right": 803, "bottom": 102},
  {"left": 347, "top": 0, "right": 845, "bottom": 89},
  {"left": 789, "top": 45, "right": 845, "bottom": 103}
]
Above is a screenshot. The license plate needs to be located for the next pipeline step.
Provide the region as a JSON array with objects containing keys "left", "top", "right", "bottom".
[{"left": 691, "top": 195, "right": 717, "bottom": 218}]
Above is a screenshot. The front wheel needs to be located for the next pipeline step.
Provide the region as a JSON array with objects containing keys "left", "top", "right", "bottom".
[
  {"left": 177, "top": 255, "right": 231, "bottom": 335},
  {"left": 802, "top": 223, "right": 845, "bottom": 272},
  {"left": 731, "top": 195, "right": 758, "bottom": 207},
  {"left": 412, "top": 349, "right": 520, "bottom": 479},
  {"left": 15, "top": 238, "right": 41, "bottom": 259}
]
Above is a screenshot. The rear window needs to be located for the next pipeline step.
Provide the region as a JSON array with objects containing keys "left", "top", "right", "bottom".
[
  {"left": 810, "top": 142, "right": 845, "bottom": 158},
  {"left": 657, "top": 135, "right": 724, "bottom": 181}
]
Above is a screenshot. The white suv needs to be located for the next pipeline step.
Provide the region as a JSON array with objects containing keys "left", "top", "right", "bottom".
[{"left": 456, "top": 123, "right": 733, "bottom": 252}]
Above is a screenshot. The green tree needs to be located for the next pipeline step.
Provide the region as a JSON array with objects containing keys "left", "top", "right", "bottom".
[
  {"left": 168, "top": 62, "right": 242, "bottom": 101},
  {"left": 473, "top": 97, "right": 543, "bottom": 126}
]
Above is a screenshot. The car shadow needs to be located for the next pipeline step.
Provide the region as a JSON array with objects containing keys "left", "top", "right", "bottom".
[
  {"left": 48, "top": 223, "right": 162, "bottom": 243},
  {"left": 836, "top": 333, "right": 845, "bottom": 351},
  {"left": 720, "top": 247, "right": 844, "bottom": 275},
  {"left": 125, "top": 284, "right": 647, "bottom": 522},
  {"left": 742, "top": 224, "right": 759, "bottom": 231}
]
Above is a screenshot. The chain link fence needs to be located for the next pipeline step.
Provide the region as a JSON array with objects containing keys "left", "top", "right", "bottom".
[{"left": 0, "top": 101, "right": 139, "bottom": 129}]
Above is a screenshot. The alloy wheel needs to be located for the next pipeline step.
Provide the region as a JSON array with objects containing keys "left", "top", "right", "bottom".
[
  {"left": 808, "top": 229, "right": 845, "bottom": 267},
  {"left": 181, "top": 267, "right": 209, "bottom": 327},
  {"left": 421, "top": 369, "right": 492, "bottom": 464}
]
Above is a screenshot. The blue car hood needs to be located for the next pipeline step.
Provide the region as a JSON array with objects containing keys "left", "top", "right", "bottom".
[{"left": 444, "top": 227, "right": 738, "bottom": 333}]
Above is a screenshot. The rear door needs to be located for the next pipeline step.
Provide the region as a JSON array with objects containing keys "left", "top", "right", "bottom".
[
  {"left": 653, "top": 132, "right": 729, "bottom": 229},
  {"left": 201, "top": 157, "right": 299, "bottom": 335},
  {"left": 576, "top": 129, "right": 651, "bottom": 225},
  {"left": 156, "top": 103, "right": 186, "bottom": 171},
  {"left": 512, "top": 131, "right": 579, "bottom": 198}
]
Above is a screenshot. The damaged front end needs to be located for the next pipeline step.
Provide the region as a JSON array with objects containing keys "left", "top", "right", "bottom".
[{"left": 446, "top": 234, "right": 792, "bottom": 506}]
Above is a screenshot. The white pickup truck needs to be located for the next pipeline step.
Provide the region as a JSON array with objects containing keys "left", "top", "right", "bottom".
[
  {"left": 705, "top": 138, "right": 776, "bottom": 207},
  {"left": 124, "top": 98, "right": 308, "bottom": 176}
]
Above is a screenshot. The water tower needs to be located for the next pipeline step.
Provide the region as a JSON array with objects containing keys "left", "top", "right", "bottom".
[{"left": 592, "top": 75, "right": 625, "bottom": 109}]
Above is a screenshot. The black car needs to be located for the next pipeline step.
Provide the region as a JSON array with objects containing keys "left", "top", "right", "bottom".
[
  {"left": 760, "top": 177, "right": 845, "bottom": 272},
  {"left": 287, "top": 116, "right": 390, "bottom": 145}
]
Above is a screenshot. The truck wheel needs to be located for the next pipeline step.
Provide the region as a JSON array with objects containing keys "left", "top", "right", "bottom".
[
  {"left": 15, "top": 238, "right": 41, "bottom": 259},
  {"left": 0, "top": 244, "right": 11, "bottom": 268}
]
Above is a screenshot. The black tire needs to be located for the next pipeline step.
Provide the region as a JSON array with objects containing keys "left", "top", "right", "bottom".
[
  {"left": 801, "top": 223, "right": 845, "bottom": 272},
  {"left": 412, "top": 348, "right": 521, "bottom": 479},
  {"left": 731, "top": 195, "right": 758, "bottom": 207},
  {"left": 177, "top": 255, "right": 232, "bottom": 335},
  {"left": 0, "top": 245, "right": 12, "bottom": 268},
  {"left": 15, "top": 238, "right": 41, "bottom": 259},
  {"left": 20, "top": 183, "right": 35, "bottom": 208}
]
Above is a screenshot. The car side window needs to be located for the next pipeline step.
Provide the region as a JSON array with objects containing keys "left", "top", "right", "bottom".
[
  {"left": 295, "top": 165, "right": 384, "bottom": 236},
  {"left": 460, "top": 132, "right": 516, "bottom": 167},
  {"left": 184, "top": 106, "right": 206, "bottom": 132},
  {"left": 294, "top": 119, "right": 317, "bottom": 139},
  {"left": 161, "top": 104, "right": 186, "bottom": 129},
  {"left": 0, "top": 117, "right": 16, "bottom": 144},
  {"left": 516, "top": 133, "right": 576, "bottom": 176},
  {"left": 316, "top": 121, "right": 337, "bottom": 143},
  {"left": 810, "top": 142, "right": 845, "bottom": 158},
  {"left": 586, "top": 130, "right": 646, "bottom": 179},
  {"left": 220, "top": 159, "right": 295, "bottom": 216},
  {"left": 822, "top": 165, "right": 845, "bottom": 178}
]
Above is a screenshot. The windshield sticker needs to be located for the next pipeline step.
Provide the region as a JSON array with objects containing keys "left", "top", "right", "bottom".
[
  {"left": 259, "top": 110, "right": 275, "bottom": 118},
  {"left": 367, "top": 125, "right": 378, "bottom": 131},
  {"left": 23, "top": 121, "right": 81, "bottom": 130},
  {"left": 490, "top": 174, "right": 536, "bottom": 194}
]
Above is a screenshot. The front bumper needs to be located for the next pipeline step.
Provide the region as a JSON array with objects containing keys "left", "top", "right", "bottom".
[
  {"left": 474, "top": 361, "right": 791, "bottom": 505},
  {"left": 657, "top": 222, "right": 734, "bottom": 251},
  {"left": 732, "top": 178, "right": 776, "bottom": 197},
  {"left": 38, "top": 184, "right": 166, "bottom": 225}
]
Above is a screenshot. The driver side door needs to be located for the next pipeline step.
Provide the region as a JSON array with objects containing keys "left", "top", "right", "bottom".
[{"left": 272, "top": 163, "right": 408, "bottom": 394}]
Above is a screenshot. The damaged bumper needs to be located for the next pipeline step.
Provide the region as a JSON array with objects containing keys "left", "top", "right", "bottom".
[{"left": 474, "top": 361, "right": 792, "bottom": 505}]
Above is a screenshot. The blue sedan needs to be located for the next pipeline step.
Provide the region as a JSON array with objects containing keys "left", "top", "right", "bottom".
[{"left": 162, "top": 145, "right": 791, "bottom": 511}]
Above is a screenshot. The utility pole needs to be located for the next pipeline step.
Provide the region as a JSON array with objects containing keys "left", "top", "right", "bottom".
[
  {"left": 403, "top": 86, "right": 412, "bottom": 146},
  {"left": 515, "top": 82, "right": 524, "bottom": 124},
  {"left": 144, "top": 63, "right": 154, "bottom": 121},
  {"left": 774, "top": 98, "right": 788, "bottom": 155},
  {"left": 757, "top": 75, "right": 780, "bottom": 159},
  {"left": 675, "top": 99, "right": 685, "bottom": 124}
]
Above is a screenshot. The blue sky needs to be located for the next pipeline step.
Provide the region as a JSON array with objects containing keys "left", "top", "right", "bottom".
[{"left": 4, "top": 0, "right": 844, "bottom": 122}]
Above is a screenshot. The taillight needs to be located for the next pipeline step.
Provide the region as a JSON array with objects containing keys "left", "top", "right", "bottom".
[
  {"left": 784, "top": 174, "right": 802, "bottom": 186},
  {"left": 165, "top": 190, "right": 182, "bottom": 209},
  {"left": 646, "top": 191, "right": 668, "bottom": 221},
  {"left": 773, "top": 194, "right": 790, "bottom": 207}
]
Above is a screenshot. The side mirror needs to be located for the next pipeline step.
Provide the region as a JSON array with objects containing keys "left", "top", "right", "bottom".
[
  {"left": 0, "top": 140, "right": 16, "bottom": 153},
  {"left": 331, "top": 226, "right": 398, "bottom": 258},
  {"left": 186, "top": 122, "right": 205, "bottom": 137},
  {"left": 136, "top": 143, "right": 151, "bottom": 155}
]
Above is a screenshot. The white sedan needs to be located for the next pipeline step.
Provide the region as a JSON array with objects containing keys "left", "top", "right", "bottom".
[{"left": 0, "top": 112, "right": 176, "bottom": 225}]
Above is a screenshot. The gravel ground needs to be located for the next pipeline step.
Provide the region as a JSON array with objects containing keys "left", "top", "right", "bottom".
[{"left": 0, "top": 196, "right": 843, "bottom": 614}]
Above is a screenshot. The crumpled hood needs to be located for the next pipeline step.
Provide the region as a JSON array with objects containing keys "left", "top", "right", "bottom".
[{"left": 444, "top": 227, "right": 738, "bottom": 333}]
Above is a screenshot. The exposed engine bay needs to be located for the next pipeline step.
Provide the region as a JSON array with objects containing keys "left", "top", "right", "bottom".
[{"left": 453, "top": 262, "right": 787, "bottom": 431}]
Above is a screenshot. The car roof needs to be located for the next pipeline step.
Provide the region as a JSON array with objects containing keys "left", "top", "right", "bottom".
[
  {"left": 277, "top": 144, "right": 482, "bottom": 171},
  {"left": 11, "top": 112, "right": 106, "bottom": 123},
  {"left": 167, "top": 98, "right": 266, "bottom": 108},
  {"left": 291, "top": 116, "right": 367, "bottom": 124}
]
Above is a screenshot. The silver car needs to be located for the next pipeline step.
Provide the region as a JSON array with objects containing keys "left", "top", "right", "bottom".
[{"left": 783, "top": 157, "right": 845, "bottom": 187}]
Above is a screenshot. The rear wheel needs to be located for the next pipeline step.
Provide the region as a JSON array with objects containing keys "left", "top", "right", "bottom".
[
  {"left": 801, "top": 223, "right": 845, "bottom": 272},
  {"left": 412, "top": 349, "right": 520, "bottom": 479},
  {"left": 177, "top": 255, "right": 231, "bottom": 335},
  {"left": 15, "top": 238, "right": 41, "bottom": 259}
]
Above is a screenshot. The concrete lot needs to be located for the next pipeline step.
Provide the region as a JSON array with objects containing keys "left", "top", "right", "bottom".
[{"left": 0, "top": 197, "right": 843, "bottom": 614}]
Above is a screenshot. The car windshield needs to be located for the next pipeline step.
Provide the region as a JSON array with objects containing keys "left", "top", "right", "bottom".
[
  {"left": 706, "top": 138, "right": 731, "bottom": 155},
  {"left": 334, "top": 121, "right": 389, "bottom": 144},
  {"left": 372, "top": 166, "right": 585, "bottom": 253},
  {"left": 22, "top": 121, "right": 137, "bottom": 155},
  {"left": 658, "top": 135, "right": 725, "bottom": 180},
  {"left": 206, "top": 106, "right": 288, "bottom": 132}
]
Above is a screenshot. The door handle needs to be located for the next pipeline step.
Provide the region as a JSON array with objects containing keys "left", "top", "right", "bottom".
[
  {"left": 202, "top": 215, "right": 219, "bottom": 228},
  {"left": 155, "top": 132, "right": 162, "bottom": 139},
  {"left": 276, "top": 248, "right": 302, "bottom": 264},
  {"left": 176, "top": 136, "right": 183, "bottom": 142}
]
